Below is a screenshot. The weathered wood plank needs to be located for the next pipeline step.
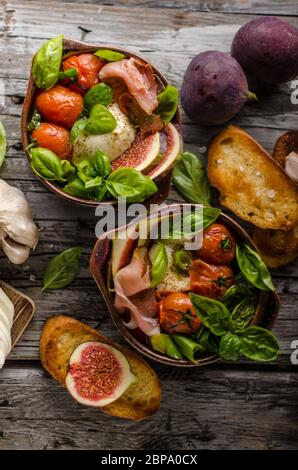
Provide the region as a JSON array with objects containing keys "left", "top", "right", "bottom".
[
  {"left": 64, "top": 0, "right": 298, "bottom": 17},
  {"left": 0, "top": 365, "right": 297, "bottom": 449}
]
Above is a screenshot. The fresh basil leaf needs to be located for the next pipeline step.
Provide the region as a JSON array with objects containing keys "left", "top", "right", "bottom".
[
  {"left": 173, "top": 249, "right": 192, "bottom": 273},
  {"left": 239, "top": 326, "right": 279, "bottom": 361},
  {"left": 27, "top": 109, "right": 42, "bottom": 132},
  {"left": 42, "top": 247, "right": 82, "bottom": 290},
  {"left": 84, "top": 104, "right": 117, "bottom": 135},
  {"left": 94, "top": 49, "right": 126, "bottom": 62},
  {"left": 222, "top": 283, "right": 256, "bottom": 312},
  {"left": 172, "top": 334, "right": 203, "bottom": 363},
  {"left": 61, "top": 160, "right": 76, "bottom": 180},
  {"left": 84, "top": 83, "right": 113, "bottom": 114},
  {"left": 70, "top": 118, "right": 87, "bottom": 144},
  {"left": 106, "top": 168, "right": 158, "bottom": 202},
  {"left": 0, "top": 121, "right": 7, "bottom": 169},
  {"left": 230, "top": 296, "right": 255, "bottom": 332},
  {"left": 155, "top": 85, "right": 179, "bottom": 125},
  {"left": 76, "top": 160, "right": 97, "bottom": 183},
  {"left": 84, "top": 176, "right": 103, "bottom": 189},
  {"left": 93, "top": 150, "right": 112, "bottom": 178},
  {"left": 151, "top": 334, "right": 183, "bottom": 360},
  {"left": 169, "top": 207, "right": 220, "bottom": 240},
  {"left": 189, "top": 293, "right": 231, "bottom": 336},
  {"left": 32, "top": 34, "right": 63, "bottom": 90},
  {"left": 173, "top": 152, "right": 211, "bottom": 205},
  {"left": 29, "top": 147, "right": 65, "bottom": 182},
  {"left": 63, "top": 176, "right": 106, "bottom": 201},
  {"left": 149, "top": 242, "right": 168, "bottom": 288},
  {"left": 236, "top": 243, "right": 275, "bottom": 291},
  {"left": 58, "top": 67, "right": 78, "bottom": 82},
  {"left": 219, "top": 332, "right": 242, "bottom": 361}
]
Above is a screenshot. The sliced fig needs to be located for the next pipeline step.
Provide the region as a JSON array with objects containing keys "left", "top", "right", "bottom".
[
  {"left": 65, "top": 341, "right": 137, "bottom": 407},
  {"left": 148, "top": 123, "right": 181, "bottom": 179},
  {"left": 111, "top": 132, "right": 160, "bottom": 172}
]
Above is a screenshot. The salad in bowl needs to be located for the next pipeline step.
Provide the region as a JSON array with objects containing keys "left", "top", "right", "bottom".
[
  {"left": 90, "top": 204, "right": 280, "bottom": 366},
  {"left": 22, "top": 36, "right": 181, "bottom": 205}
]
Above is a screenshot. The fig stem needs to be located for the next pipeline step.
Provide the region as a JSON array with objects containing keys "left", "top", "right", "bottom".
[{"left": 247, "top": 91, "right": 258, "bottom": 102}]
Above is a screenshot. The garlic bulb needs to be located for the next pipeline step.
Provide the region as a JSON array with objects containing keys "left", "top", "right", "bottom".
[{"left": 0, "top": 179, "right": 39, "bottom": 264}]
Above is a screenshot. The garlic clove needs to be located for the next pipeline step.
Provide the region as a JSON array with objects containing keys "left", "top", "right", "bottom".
[
  {"left": 1, "top": 237, "right": 31, "bottom": 265},
  {"left": 0, "top": 288, "right": 14, "bottom": 326},
  {"left": 0, "top": 347, "right": 5, "bottom": 369},
  {"left": 0, "top": 322, "right": 11, "bottom": 356}
]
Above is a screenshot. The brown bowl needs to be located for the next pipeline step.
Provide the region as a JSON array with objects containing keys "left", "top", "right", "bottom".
[
  {"left": 21, "top": 38, "right": 182, "bottom": 207},
  {"left": 90, "top": 204, "right": 280, "bottom": 367}
]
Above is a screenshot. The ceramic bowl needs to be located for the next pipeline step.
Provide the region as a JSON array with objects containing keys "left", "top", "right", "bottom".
[
  {"left": 21, "top": 38, "right": 182, "bottom": 207},
  {"left": 90, "top": 203, "right": 280, "bottom": 367}
]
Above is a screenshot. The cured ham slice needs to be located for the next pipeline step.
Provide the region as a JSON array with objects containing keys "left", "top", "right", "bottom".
[
  {"left": 114, "top": 247, "right": 160, "bottom": 336},
  {"left": 99, "top": 58, "right": 158, "bottom": 115}
]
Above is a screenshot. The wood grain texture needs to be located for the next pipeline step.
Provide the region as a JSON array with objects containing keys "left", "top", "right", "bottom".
[{"left": 0, "top": 0, "right": 297, "bottom": 450}]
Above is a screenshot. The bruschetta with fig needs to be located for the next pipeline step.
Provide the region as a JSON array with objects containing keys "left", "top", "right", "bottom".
[{"left": 40, "top": 315, "right": 161, "bottom": 420}]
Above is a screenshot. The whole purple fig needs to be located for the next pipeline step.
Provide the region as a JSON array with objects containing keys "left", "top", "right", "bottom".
[
  {"left": 181, "top": 51, "right": 255, "bottom": 126},
  {"left": 231, "top": 17, "right": 298, "bottom": 84}
]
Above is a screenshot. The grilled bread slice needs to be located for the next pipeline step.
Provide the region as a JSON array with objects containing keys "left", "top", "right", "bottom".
[
  {"left": 40, "top": 315, "right": 161, "bottom": 420},
  {"left": 208, "top": 125, "right": 298, "bottom": 230}
]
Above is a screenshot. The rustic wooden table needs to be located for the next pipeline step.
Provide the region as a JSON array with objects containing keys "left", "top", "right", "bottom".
[{"left": 0, "top": 0, "right": 297, "bottom": 450}]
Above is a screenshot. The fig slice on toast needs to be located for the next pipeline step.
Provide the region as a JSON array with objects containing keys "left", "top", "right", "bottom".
[
  {"left": 40, "top": 315, "right": 161, "bottom": 420},
  {"left": 65, "top": 341, "right": 137, "bottom": 407}
]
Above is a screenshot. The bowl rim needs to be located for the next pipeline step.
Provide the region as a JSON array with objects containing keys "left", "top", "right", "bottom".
[
  {"left": 90, "top": 203, "right": 280, "bottom": 367},
  {"left": 21, "top": 38, "right": 182, "bottom": 207}
]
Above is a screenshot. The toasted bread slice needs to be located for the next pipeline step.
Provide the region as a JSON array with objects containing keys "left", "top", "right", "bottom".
[
  {"left": 40, "top": 315, "right": 161, "bottom": 420},
  {"left": 208, "top": 125, "right": 298, "bottom": 229}
]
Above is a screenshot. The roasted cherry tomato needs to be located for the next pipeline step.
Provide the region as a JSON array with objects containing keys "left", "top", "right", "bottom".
[
  {"left": 190, "top": 259, "right": 234, "bottom": 299},
  {"left": 196, "top": 223, "right": 236, "bottom": 265},
  {"left": 32, "top": 123, "right": 72, "bottom": 160},
  {"left": 35, "top": 85, "right": 83, "bottom": 129},
  {"left": 62, "top": 53, "right": 103, "bottom": 90},
  {"left": 158, "top": 292, "right": 201, "bottom": 334}
]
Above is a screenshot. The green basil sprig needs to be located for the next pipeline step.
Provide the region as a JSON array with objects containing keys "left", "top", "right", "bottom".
[
  {"left": 172, "top": 152, "right": 211, "bottom": 205},
  {"left": 189, "top": 293, "right": 230, "bottom": 336},
  {"left": 219, "top": 332, "right": 242, "bottom": 361},
  {"left": 0, "top": 121, "right": 7, "bottom": 169},
  {"left": 84, "top": 104, "right": 117, "bottom": 135},
  {"left": 169, "top": 207, "right": 220, "bottom": 241},
  {"left": 27, "top": 109, "right": 42, "bottom": 132},
  {"left": 32, "top": 34, "right": 63, "bottom": 90},
  {"left": 239, "top": 326, "right": 280, "bottom": 361},
  {"left": 222, "top": 281, "right": 256, "bottom": 312},
  {"left": 43, "top": 247, "right": 82, "bottom": 290},
  {"left": 106, "top": 168, "right": 158, "bottom": 203},
  {"left": 190, "top": 293, "right": 279, "bottom": 362},
  {"left": 230, "top": 296, "right": 256, "bottom": 332},
  {"left": 149, "top": 242, "right": 168, "bottom": 287},
  {"left": 155, "top": 85, "right": 179, "bottom": 125},
  {"left": 94, "top": 49, "right": 126, "bottom": 62},
  {"left": 63, "top": 176, "right": 106, "bottom": 201},
  {"left": 236, "top": 243, "right": 274, "bottom": 291},
  {"left": 83, "top": 83, "right": 113, "bottom": 114}
]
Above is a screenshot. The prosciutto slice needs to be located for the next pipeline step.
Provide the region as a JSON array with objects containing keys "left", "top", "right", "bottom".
[
  {"left": 99, "top": 57, "right": 158, "bottom": 115},
  {"left": 114, "top": 247, "right": 160, "bottom": 336}
]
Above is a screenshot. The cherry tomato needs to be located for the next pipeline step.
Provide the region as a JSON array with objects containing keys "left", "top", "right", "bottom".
[
  {"left": 196, "top": 223, "right": 236, "bottom": 265},
  {"left": 190, "top": 259, "right": 234, "bottom": 299},
  {"left": 35, "top": 85, "right": 83, "bottom": 128},
  {"left": 63, "top": 53, "right": 103, "bottom": 90},
  {"left": 158, "top": 292, "right": 201, "bottom": 334},
  {"left": 32, "top": 123, "right": 72, "bottom": 160}
]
